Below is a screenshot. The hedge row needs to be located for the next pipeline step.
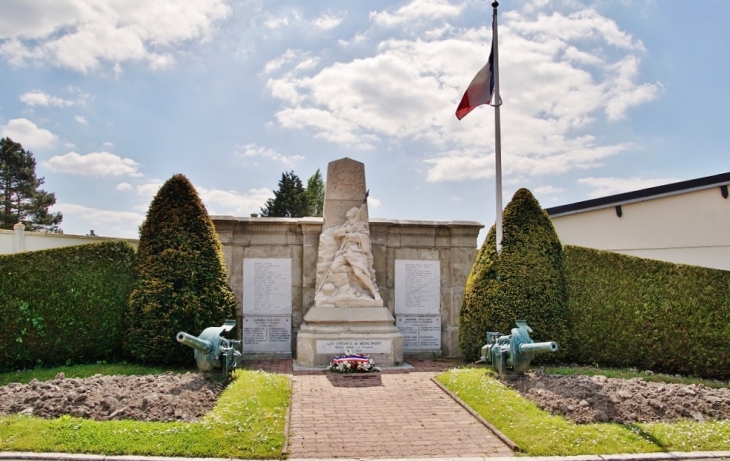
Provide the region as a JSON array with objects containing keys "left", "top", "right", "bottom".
[
  {"left": 0, "top": 241, "right": 136, "bottom": 371},
  {"left": 565, "top": 245, "right": 730, "bottom": 379}
]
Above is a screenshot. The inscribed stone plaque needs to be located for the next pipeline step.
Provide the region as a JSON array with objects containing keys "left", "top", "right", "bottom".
[
  {"left": 242, "top": 316, "right": 291, "bottom": 353},
  {"left": 243, "top": 258, "right": 292, "bottom": 316},
  {"left": 316, "top": 339, "right": 391, "bottom": 355},
  {"left": 395, "top": 260, "right": 440, "bottom": 315},
  {"left": 396, "top": 315, "right": 441, "bottom": 350}
]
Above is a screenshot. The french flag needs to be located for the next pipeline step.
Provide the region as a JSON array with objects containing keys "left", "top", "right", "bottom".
[{"left": 455, "top": 47, "right": 495, "bottom": 120}]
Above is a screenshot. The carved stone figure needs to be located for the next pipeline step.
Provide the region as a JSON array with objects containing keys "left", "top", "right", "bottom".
[{"left": 315, "top": 204, "right": 383, "bottom": 307}]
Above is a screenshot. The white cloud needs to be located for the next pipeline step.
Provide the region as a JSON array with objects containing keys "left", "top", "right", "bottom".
[
  {"left": 20, "top": 90, "right": 75, "bottom": 107},
  {"left": 136, "top": 180, "right": 164, "bottom": 197},
  {"left": 196, "top": 186, "right": 273, "bottom": 216},
  {"left": 263, "top": 9, "right": 305, "bottom": 30},
  {"left": 367, "top": 197, "right": 381, "bottom": 209},
  {"left": 425, "top": 150, "right": 493, "bottom": 183},
  {"left": 263, "top": 49, "right": 318, "bottom": 75},
  {"left": 264, "top": 49, "right": 300, "bottom": 74},
  {"left": 0, "top": 118, "right": 57, "bottom": 149},
  {"left": 75, "top": 115, "right": 88, "bottom": 125},
  {"left": 578, "top": 176, "right": 680, "bottom": 198},
  {"left": 0, "top": 0, "right": 231, "bottom": 73},
  {"left": 370, "top": 0, "right": 463, "bottom": 27},
  {"left": 116, "top": 182, "right": 132, "bottom": 191},
  {"left": 237, "top": 143, "right": 304, "bottom": 166},
  {"left": 534, "top": 185, "right": 564, "bottom": 195},
  {"left": 266, "top": 1, "right": 658, "bottom": 181},
  {"left": 43, "top": 152, "right": 142, "bottom": 177},
  {"left": 603, "top": 56, "right": 660, "bottom": 121},
  {"left": 52, "top": 203, "right": 144, "bottom": 239},
  {"left": 313, "top": 12, "right": 345, "bottom": 31},
  {"left": 102, "top": 141, "right": 114, "bottom": 148},
  {"left": 265, "top": 16, "right": 290, "bottom": 29},
  {"left": 507, "top": 8, "right": 645, "bottom": 51}
]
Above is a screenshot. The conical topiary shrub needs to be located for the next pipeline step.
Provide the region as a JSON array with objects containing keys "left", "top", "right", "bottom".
[
  {"left": 458, "top": 224, "right": 500, "bottom": 362},
  {"left": 125, "top": 174, "right": 236, "bottom": 365},
  {"left": 490, "top": 188, "right": 571, "bottom": 362},
  {"left": 458, "top": 188, "right": 571, "bottom": 363}
]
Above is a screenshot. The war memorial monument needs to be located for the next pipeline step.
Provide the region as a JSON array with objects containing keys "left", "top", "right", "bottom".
[{"left": 211, "top": 157, "right": 483, "bottom": 365}]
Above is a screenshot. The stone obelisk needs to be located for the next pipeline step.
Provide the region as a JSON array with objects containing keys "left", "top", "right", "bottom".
[{"left": 296, "top": 158, "right": 403, "bottom": 367}]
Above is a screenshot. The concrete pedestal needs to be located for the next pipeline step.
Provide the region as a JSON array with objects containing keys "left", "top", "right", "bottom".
[{"left": 296, "top": 306, "right": 404, "bottom": 367}]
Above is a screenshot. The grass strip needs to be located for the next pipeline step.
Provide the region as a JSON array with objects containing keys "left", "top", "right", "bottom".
[
  {"left": 0, "top": 369, "right": 290, "bottom": 459},
  {"left": 0, "top": 363, "right": 193, "bottom": 387},
  {"left": 545, "top": 366, "right": 730, "bottom": 389},
  {"left": 435, "top": 367, "right": 730, "bottom": 456}
]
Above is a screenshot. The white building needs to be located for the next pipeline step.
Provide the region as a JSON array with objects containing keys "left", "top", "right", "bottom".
[{"left": 545, "top": 172, "right": 730, "bottom": 271}]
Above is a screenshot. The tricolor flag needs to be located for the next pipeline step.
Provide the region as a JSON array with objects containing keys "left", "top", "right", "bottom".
[{"left": 455, "top": 21, "right": 496, "bottom": 120}]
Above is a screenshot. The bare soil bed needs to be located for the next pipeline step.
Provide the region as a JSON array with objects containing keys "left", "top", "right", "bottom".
[
  {"left": 507, "top": 371, "right": 730, "bottom": 424},
  {"left": 2, "top": 370, "right": 729, "bottom": 425},
  {"left": 0, "top": 372, "right": 224, "bottom": 422}
]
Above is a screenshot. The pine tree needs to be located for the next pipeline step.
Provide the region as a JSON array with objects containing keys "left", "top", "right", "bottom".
[
  {"left": 0, "top": 137, "right": 62, "bottom": 232},
  {"left": 125, "top": 174, "right": 236, "bottom": 365},
  {"left": 305, "top": 168, "right": 325, "bottom": 217},
  {"left": 260, "top": 170, "right": 309, "bottom": 217}
]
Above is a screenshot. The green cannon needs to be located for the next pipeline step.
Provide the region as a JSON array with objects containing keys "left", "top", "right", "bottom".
[
  {"left": 176, "top": 319, "right": 242, "bottom": 375},
  {"left": 480, "top": 320, "right": 558, "bottom": 375}
]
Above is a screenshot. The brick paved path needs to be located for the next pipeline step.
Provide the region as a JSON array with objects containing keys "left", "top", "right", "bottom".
[{"left": 245, "top": 359, "right": 514, "bottom": 459}]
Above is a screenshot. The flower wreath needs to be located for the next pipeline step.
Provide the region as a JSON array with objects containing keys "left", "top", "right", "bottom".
[{"left": 327, "top": 351, "right": 381, "bottom": 373}]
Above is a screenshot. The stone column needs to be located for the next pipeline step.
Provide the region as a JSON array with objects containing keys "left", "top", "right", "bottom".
[{"left": 13, "top": 223, "right": 25, "bottom": 253}]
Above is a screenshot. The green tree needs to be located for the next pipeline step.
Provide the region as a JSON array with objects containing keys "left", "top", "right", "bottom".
[
  {"left": 459, "top": 188, "right": 571, "bottom": 362},
  {"left": 260, "top": 170, "right": 310, "bottom": 217},
  {"left": 125, "top": 174, "right": 236, "bottom": 365},
  {"left": 0, "top": 137, "right": 62, "bottom": 232},
  {"left": 305, "top": 168, "right": 325, "bottom": 217}
]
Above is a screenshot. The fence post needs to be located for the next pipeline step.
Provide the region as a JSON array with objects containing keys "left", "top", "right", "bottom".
[{"left": 13, "top": 223, "right": 25, "bottom": 253}]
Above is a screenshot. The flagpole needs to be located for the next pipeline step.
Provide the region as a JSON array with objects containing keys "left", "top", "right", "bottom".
[{"left": 491, "top": 1, "right": 503, "bottom": 253}]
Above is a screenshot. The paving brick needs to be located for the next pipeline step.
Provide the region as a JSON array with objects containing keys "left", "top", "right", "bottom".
[{"left": 243, "top": 357, "right": 514, "bottom": 459}]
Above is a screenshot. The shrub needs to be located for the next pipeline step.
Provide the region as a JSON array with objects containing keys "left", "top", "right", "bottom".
[
  {"left": 0, "top": 241, "right": 135, "bottom": 371},
  {"left": 494, "top": 188, "right": 571, "bottom": 361},
  {"left": 458, "top": 189, "right": 571, "bottom": 362},
  {"left": 458, "top": 225, "right": 500, "bottom": 361},
  {"left": 565, "top": 245, "right": 730, "bottom": 379},
  {"left": 125, "top": 174, "right": 236, "bottom": 365}
]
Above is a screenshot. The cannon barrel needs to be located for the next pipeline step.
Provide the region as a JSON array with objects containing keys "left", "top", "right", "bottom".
[
  {"left": 518, "top": 341, "right": 558, "bottom": 354},
  {"left": 176, "top": 331, "right": 212, "bottom": 354}
]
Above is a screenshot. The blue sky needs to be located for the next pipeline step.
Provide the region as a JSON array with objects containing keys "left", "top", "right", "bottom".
[{"left": 1, "top": 0, "right": 729, "bottom": 240}]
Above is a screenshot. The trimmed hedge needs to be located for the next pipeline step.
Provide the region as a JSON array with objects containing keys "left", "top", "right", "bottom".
[
  {"left": 458, "top": 225, "right": 501, "bottom": 361},
  {"left": 565, "top": 245, "right": 730, "bottom": 379},
  {"left": 0, "top": 241, "right": 135, "bottom": 371},
  {"left": 125, "top": 174, "right": 236, "bottom": 365},
  {"left": 459, "top": 189, "right": 571, "bottom": 362}
]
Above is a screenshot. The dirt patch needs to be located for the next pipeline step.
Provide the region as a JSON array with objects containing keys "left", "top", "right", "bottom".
[
  {"left": 0, "top": 372, "right": 224, "bottom": 422},
  {"left": 507, "top": 371, "right": 730, "bottom": 424}
]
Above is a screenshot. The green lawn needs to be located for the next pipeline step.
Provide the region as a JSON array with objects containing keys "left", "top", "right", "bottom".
[
  {"left": 436, "top": 367, "right": 730, "bottom": 456},
  {"left": 0, "top": 367, "right": 290, "bottom": 459},
  {"left": 0, "top": 362, "right": 192, "bottom": 387},
  {"left": 545, "top": 366, "right": 730, "bottom": 389}
]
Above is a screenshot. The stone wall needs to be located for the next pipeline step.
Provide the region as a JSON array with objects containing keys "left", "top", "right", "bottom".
[{"left": 212, "top": 215, "right": 483, "bottom": 357}]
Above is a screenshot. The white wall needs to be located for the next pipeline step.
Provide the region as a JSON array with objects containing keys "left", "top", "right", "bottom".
[
  {"left": 0, "top": 225, "right": 138, "bottom": 254},
  {"left": 551, "top": 187, "right": 730, "bottom": 270},
  {"left": 0, "top": 229, "right": 14, "bottom": 254}
]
